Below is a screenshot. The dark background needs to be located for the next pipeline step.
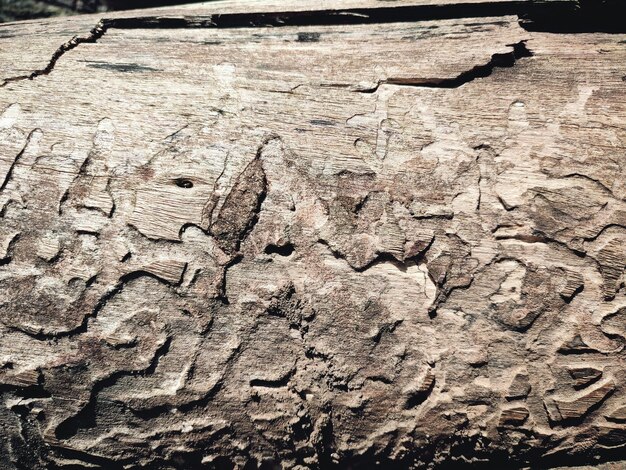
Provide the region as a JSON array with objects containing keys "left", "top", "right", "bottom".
[{"left": 0, "top": 0, "right": 205, "bottom": 22}]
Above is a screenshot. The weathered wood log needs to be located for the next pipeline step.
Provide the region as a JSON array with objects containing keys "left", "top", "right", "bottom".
[{"left": 1, "top": 0, "right": 625, "bottom": 468}]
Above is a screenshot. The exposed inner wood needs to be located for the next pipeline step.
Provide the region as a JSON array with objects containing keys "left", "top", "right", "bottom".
[{"left": 0, "top": 0, "right": 625, "bottom": 468}]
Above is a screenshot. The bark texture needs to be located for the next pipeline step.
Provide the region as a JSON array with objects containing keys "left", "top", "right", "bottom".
[{"left": 0, "top": 0, "right": 625, "bottom": 468}]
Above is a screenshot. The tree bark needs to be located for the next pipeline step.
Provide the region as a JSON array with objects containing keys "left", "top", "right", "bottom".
[{"left": 0, "top": 1, "right": 625, "bottom": 468}]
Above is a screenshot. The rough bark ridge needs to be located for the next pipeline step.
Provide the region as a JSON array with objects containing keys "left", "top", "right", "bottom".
[{"left": 0, "top": 0, "right": 625, "bottom": 468}]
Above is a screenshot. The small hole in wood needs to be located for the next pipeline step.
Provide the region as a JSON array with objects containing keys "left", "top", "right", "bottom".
[
  {"left": 265, "top": 243, "right": 295, "bottom": 257},
  {"left": 175, "top": 178, "right": 194, "bottom": 189}
]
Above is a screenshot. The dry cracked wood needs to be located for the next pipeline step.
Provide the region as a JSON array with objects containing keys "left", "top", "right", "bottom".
[{"left": 0, "top": 0, "right": 625, "bottom": 468}]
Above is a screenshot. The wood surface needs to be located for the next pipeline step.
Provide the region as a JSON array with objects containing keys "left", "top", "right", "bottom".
[{"left": 0, "top": 0, "right": 625, "bottom": 468}]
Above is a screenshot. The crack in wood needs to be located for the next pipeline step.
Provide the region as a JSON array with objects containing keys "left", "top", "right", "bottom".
[
  {"left": 0, "top": 20, "right": 107, "bottom": 88},
  {"left": 0, "top": 128, "right": 39, "bottom": 192},
  {"left": 357, "top": 40, "right": 533, "bottom": 93},
  {"left": 0, "top": 1, "right": 622, "bottom": 89}
]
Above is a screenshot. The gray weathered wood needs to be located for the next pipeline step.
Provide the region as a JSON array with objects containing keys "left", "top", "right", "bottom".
[{"left": 0, "top": 0, "right": 625, "bottom": 468}]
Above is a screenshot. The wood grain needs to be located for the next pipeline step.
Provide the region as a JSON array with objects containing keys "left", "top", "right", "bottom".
[{"left": 0, "top": 0, "right": 625, "bottom": 468}]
